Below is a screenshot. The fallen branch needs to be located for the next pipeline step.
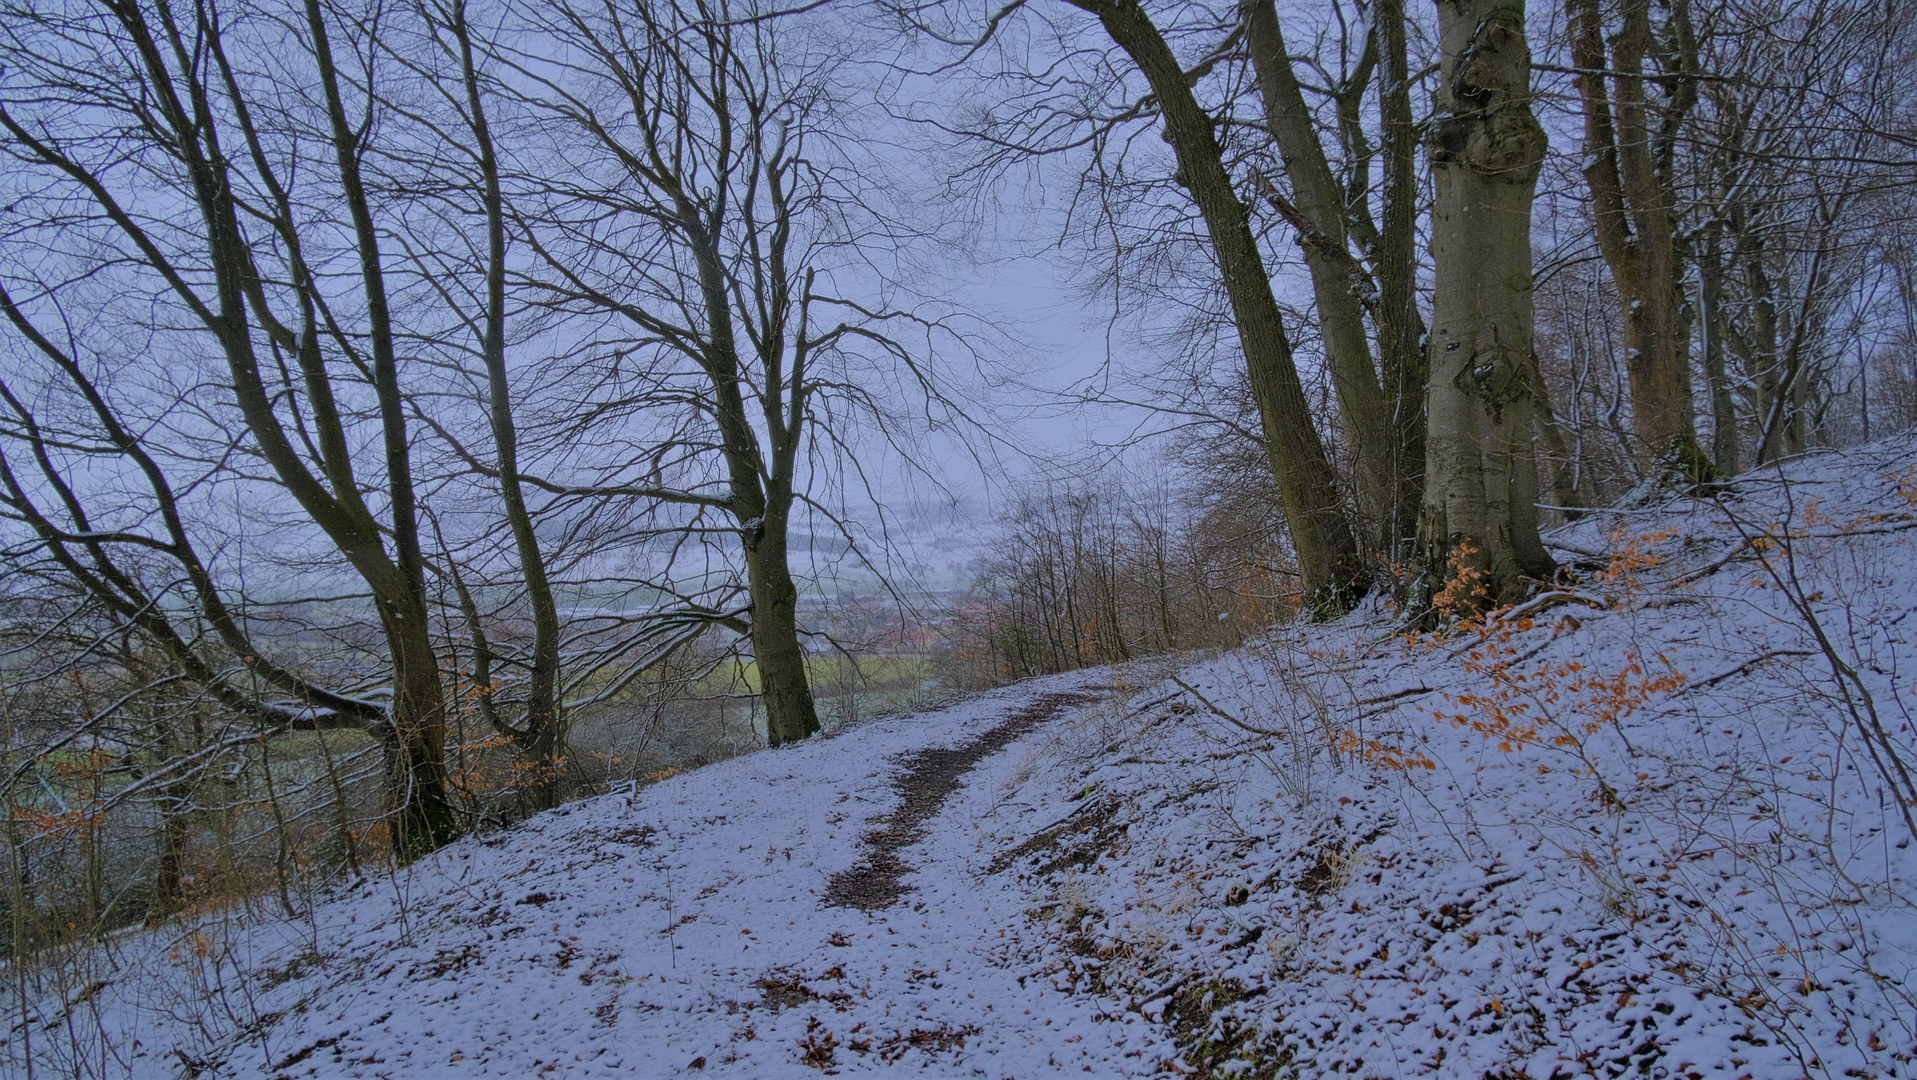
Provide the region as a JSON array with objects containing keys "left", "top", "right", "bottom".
[
  {"left": 1168, "top": 676, "right": 1287, "bottom": 738},
  {"left": 1355, "top": 686, "right": 1435, "bottom": 707},
  {"left": 1684, "top": 650, "right": 1815, "bottom": 692},
  {"left": 1125, "top": 691, "right": 1183, "bottom": 719},
  {"left": 1545, "top": 539, "right": 1607, "bottom": 559},
  {"left": 1499, "top": 590, "right": 1609, "bottom": 623}
]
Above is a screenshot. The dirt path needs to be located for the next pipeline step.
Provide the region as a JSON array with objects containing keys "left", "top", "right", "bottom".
[{"left": 823, "top": 690, "right": 1096, "bottom": 910}]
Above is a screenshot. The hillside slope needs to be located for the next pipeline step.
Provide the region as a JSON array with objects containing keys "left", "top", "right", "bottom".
[{"left": 7, "top": 435, "right": 1916, "bottom": 1078}]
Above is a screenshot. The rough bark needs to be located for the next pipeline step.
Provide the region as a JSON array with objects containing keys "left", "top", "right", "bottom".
[
  {"left": 1423, "top": 0, "right": 1555, "bottom": 608},
  {"left": 1068, "top": 0, "right": 1366, "bottom": 612}
]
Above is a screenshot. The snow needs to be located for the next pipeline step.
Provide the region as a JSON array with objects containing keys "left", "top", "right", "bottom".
[{"left": 8, "top": 435, "right": 1917, "bottom": 1078}]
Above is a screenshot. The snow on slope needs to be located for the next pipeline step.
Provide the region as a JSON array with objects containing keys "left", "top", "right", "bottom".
[
  {"left": 993, "top": 440, "right": 1917, "bottom": 1078},
  {"left": 8, "top": 435, "right": 1917, "bottom": 1079},
  {"left": 8, "top": 672, "right": 1172, "bottom": 1078}
]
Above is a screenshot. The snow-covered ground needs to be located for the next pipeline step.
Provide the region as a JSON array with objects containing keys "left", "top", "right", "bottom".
[{"left": 8, "top": 435, "right": 1917, "bottom": 1078}]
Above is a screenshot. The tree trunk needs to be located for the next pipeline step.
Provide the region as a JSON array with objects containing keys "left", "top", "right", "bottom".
[
  {"left": 152, "top": 713, "right": 191, "bottom": 922},
  {"left": 384, "top": 602, "right": 460, "bottom": 856},
  {"left": 452, "top": 0, "right": 564, "bottom": 809},
  {"left": 308, "top": 0, "right": 460, "bottom": 856},
  {"left": 1243, "top": 0, "right": 1393, "bottom": 548},
  {"left": 1567, "top": 0, "right": 1707, "bottom": 479},
  {"left": 683, "top": 217, "right": 820, "bottom": 746},
  {"left": 1374, "top": 0, "right": 1427, "bottom": 562},
  {"left": 1733, "top": 224, "right": 1790, "bottom": 464},
  {"left": 745, "top": 505, "right": 821, "bottom": 746},
  {"left": 1530, "top": 350, "right": 1584, "bottom": 519},
  {"left": 1423, "top": 0, "right": 1555, "bottom": 608},
  {"left": 694, "top": 269, "right": 822, "bottom": 745},
  {"left": 1698, "top": 226, "right": 1741, "bottom": 474},
  {"left": 1071, "top": 0, "right": 1366, "bottom": 612}
]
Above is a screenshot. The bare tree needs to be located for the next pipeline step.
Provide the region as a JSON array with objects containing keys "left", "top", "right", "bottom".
[
  {"left": 0, "top": 305, "right": 395, "bottom": 932},
  {"left": 1019, "top": 0, "right": 1366, "bottom": 611},
  {"left": 1683, "top": 0, "right": 1912, "bottom": 466},
  {"left": 494, "top": 0, "right": 958, "bottom": 744},
  {"left": 373, "top": 0, "right": 571, "bottom": 807},
  {"left": 956, "top": 460, "right": 1288, "bottom": 681},
  {"left": 1529, "top": 0, "right": 1917, "bottom": 489},
  {"left": 0, "top": 0, "right": 461, "bottom": 854}
]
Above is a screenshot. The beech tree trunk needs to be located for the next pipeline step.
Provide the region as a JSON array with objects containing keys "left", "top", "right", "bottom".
[
  {"left": 446, "top": 0, "right": 565, "bottom": 808},
  {"left": 1068, "top": 0, "right": 1366, "bottom": 612},
  {"left": 688, "top": 228, "right": 823, "bottom": 746},
  {"left": 308, "top": 0, "right": 459, "bottom": 856},
  {"left": 745, "top": 503, "right": 821, "bottom": 746},
  {"left": 1698, "top": 226, "right": 1741, "bottom": 474},
  {"left": 1568, "top": 0, "right": 1708, "bottom": 479},
  {"left": 1243, "top": 0, "right": 1393, "bottom": 546},
  {"left": 1423, "top": 0, "right": 1555, "bottom": 607},
  {"left": 1531, "top": 351, "right": 1585, "bottom": 518},
  {"left": 1374, "top": 0, "right": 1428, "bottom": 560}
]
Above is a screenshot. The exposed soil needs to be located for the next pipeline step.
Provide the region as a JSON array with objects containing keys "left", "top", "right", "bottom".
[{"left": 824, "top": 690, "right": 1095, "bottom": 910}]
